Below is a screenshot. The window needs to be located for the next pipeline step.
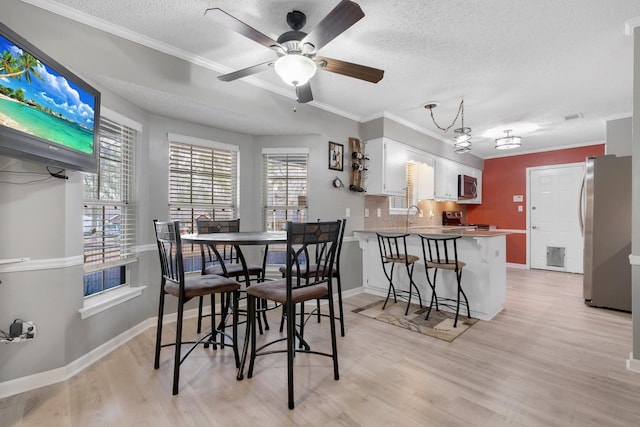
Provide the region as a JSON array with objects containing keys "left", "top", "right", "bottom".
[
  {"left": 83, "top": 113, "right": 137, "bottom": 298},
  {"left": 168, "top": 134, "right": 239, "bottom": 271},
  {"left": 263, "top": 148, "right": 308, "bottom": 264},
  {"left": 389, "top": 161, "right": 416, "bottom": 213}
]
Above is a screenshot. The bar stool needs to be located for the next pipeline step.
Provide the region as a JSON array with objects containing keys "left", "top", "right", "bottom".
[
  {"left": 376, "top": 233, "right": 423, "bottom": 315},
  {"left": 418, "top": 235, "right": 470, "bottom": 327}
]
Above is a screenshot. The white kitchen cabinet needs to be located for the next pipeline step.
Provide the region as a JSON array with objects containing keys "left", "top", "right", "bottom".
[
  {"left": 434, "top": 157, "right": 459, "bottom": 200},
  {"left": 365, "top": 137, "right": 409, "bottom": 195},
  {"left": 406, "top": 149, "right": 434, "bottom": 201}
]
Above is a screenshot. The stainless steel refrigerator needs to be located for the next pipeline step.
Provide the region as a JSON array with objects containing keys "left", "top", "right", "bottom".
[{"left": 580, "top": 155, "right": 631, "bottom": 312}]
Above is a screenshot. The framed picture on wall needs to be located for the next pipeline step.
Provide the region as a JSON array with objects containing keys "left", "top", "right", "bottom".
[{"left": 328, "top": 141, "right": 344, "bottom": 171}]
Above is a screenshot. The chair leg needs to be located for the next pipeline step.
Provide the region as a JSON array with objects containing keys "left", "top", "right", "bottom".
[
  {"left": 327, "top": 284, "right": 340, "bottom": 382},
  {"left": 279, "top": 304, "right": 286, "bottom": 333},
  {"left": 286, "top": 298, "right": 296, "bottom": 410},
  {"left": 336, "top": 274, "right": 345, "bottom": 337},
  {"left": 260, "top": 298, "right": 271, "bottom": 331},
  {"left": 172, "top": 297, "right": 185, "bottom": 395},
  {"left": 247, "top": 295, "right": 258, "bottom": 379},
  {"left": 298, "top": 302, "right": 305, "bottom": 350},
  {"left": 196, "top": 296, "right": 204, "bottom": 334},
  {"left": 232, "top": 290, "right": 240, "bottom": 368},
  {"left": 237, "top": 294, "right": 253, "bottom": 381},
  {"left": 425, "top": 269, "right": 439, "bottom": 320},
  {"left": 453, "top": 269, "right": 470, "bottom": 328},
  {"left": 205, "top": 294, "right": 216, "bottom": 349},
  {"left": 154, "top": 289, "right": 166, "bottom": 369}
]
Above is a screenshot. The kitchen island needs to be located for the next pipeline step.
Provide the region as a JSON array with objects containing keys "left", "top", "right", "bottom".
[{"left": 354, "top": 227, "right": 510, "bottom": 321}]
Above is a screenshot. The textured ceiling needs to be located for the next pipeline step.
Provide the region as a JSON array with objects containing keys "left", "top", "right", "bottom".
[{"left": 22, "top": 0, "right": 640, "bottom": 158}]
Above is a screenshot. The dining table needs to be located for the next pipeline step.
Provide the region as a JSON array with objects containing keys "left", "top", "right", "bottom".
[{"left": 181, "top": 230, "right": 288, "bottom": 379}]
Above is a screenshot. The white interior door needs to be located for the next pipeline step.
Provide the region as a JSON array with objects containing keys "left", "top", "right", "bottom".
[{"left": 529, "top": 164, "right": 584, "bottom": 273}]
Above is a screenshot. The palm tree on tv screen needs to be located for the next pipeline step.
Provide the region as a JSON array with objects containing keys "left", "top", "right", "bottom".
[{"left": 0, "top": 50, "right": 42, "bottom": 82}]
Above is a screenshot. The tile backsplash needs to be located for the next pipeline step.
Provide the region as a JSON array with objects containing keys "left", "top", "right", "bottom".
[{"left": 364, "top": 195, "right": 466, "bottom": 228}]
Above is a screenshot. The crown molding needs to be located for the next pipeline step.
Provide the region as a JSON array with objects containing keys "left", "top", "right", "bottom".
[{"left": 624, "top": 16, "right": 640, "bottom": 36}]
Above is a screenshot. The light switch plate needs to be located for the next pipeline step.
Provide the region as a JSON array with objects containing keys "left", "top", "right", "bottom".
[
  {"left": 345, "top": 208, "right": 351, "bottom": 218},
  {"left": 364, "top": 208, "right": 369, "bottom": 217}
]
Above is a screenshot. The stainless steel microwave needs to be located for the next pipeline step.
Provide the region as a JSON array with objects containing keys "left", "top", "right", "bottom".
[{"left": 458, "top": 174, "right": 478, "bottom": 199}]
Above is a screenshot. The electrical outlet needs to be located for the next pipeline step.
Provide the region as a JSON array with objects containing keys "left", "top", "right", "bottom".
[
  {"left": 2, "top": 320, "right": 36, "bottom": 343},
  {"left": 376, "top": 208, "right": 382, "bottom": 217},
  {"left": 345, "top": 208, "right": 351, "bottom": 218},
  {"left": 364, "top": 208, "right": 369, "bottom": 217}
]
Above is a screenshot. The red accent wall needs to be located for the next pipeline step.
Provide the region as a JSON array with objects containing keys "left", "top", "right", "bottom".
[{"left": 466, "top": 144, "right": 605, "bottom": 264}]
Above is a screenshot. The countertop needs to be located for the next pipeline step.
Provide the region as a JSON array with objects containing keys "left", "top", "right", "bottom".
[{"left": 354, "top": 226, "right": 511, "bottom": 238}]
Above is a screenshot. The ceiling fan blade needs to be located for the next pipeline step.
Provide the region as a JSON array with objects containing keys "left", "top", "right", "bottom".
[
  {"left": 301, "top": 0, "right": 364, "bottom": 51},
  {"left": 205, "top": 8, "right": 282, "bottom": 50},
  {"left": 218, "top": 60, "right": 274, "bottom": 82},
  {"left": 296, "top": 83, "right": 313, "bottom": 103},
  {"left": 317, "top": 56, "right": 384, "bottom": 83}
]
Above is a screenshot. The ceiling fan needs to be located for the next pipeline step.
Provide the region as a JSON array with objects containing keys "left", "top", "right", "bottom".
[{"left": 205, "top": 0, "right": 384, "bottom": 103}]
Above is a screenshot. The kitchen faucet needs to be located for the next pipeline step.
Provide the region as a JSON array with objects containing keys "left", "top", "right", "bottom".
[{"left": 406, "top": 204, "right": 420, "bottom": 229}]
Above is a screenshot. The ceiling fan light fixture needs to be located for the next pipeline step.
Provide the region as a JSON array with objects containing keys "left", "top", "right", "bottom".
[
  {"left": 495, "top": 129, "right": 522, "bottom": 150},
  {"left": 274, "top": 54, "right": 317, "bottom": 86}
]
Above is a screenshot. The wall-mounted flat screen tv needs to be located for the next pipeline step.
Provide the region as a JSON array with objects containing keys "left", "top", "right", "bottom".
[{"left": 0, "top": 21, "right": 100, "bottom": 173}]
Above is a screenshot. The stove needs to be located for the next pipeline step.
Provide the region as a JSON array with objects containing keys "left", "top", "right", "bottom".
[{"left": 442, "top": 211, "right": 491, "bottom": 231}]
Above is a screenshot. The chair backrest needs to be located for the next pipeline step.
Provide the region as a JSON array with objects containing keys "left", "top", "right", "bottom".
[
  {"left": 285, "top": 220, "right": 341, "bottom": 292},
  {"left": 420, "top": 235, "right": 462, "bottom": 269},
  {"left": 153, "top": 219, "right": 184, "bottom": 286},
  {"left": 312, "top": 218, "right": 346, "bottom": 273},
  {"left": 196, "top": 219, "right": 240, "bottom": 272},
  {"left": 196, "top": 219, "right": 240, "bottom": 234},
  {"left": 376, "top": 233, "right": 411, "bottom": 265}
]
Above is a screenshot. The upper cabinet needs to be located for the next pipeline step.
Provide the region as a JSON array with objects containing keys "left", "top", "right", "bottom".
[
  {"left": 434, "top": 157, "right": 459, "bottom": 200},
  {"left": 366, "top": 138, "right": 409, "bottom": 196}
]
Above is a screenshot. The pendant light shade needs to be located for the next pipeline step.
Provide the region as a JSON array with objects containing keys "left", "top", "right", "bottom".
[{"left": 495, "top": 129, "right": 522, "bottom": 149}]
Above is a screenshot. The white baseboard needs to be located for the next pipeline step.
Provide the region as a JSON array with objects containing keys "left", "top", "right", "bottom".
[
  {"left": 506, "top": 262, "right": 528, "bottom": 269},
  {"left": 626, "top": 352, "right": 640, "bottom": 373}
]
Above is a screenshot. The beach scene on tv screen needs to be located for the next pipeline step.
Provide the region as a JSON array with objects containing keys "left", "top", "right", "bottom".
[{"left": 0, "top": 34, "right": 95, "bottom": 154}]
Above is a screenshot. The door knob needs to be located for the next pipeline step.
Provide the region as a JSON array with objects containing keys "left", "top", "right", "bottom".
[{"left": 532, "top": 225, "right": 537, "bottom": 229}]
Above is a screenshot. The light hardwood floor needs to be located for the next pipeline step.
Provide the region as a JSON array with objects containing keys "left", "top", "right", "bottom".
[{"left": 1, "top": 268, "right": 638, "bottom": 426}]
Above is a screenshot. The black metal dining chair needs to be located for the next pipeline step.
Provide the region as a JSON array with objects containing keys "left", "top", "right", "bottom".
[
  {"left": 153, "top": 219, "right": 241, "bottom": 395},
  {"left": 278, "top": 218, "right": 347, "bottom": 337},
  {"left": 240, "top": 220, "right": 341, "bottom": 410},
  {"left": 195, "top": 219, "right": 266, "bottom": 334},
  {"left": 418, "top": 234, "right": 470, "bottom": 327}
]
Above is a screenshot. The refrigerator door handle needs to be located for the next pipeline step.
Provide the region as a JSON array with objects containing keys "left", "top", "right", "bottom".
[{"left": 578, "top": 167, "right": 586, "bottom": 237}]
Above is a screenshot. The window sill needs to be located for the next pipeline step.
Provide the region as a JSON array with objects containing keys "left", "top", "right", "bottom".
[{"left": 79, "top": 285, "right": 146, "bottom": 319}]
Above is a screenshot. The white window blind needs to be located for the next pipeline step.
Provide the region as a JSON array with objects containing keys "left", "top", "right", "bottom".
[
  {"left": 263, "top": 152, "right": 308, "bottom": 232},
  {"left": 168, "top": 140, "right": 238, "bottom": 233},
  {"left": 83, "top": 116, "right": 137, "bottom": 270},
  {"left": 389, "top": 162, "right": 413, "bottom": 210}
]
